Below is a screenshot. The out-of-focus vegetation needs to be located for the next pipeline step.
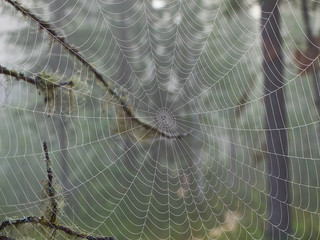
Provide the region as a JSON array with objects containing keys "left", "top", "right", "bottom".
[{"left": 0, "top": 0, "right": 320, "bottom": 239}]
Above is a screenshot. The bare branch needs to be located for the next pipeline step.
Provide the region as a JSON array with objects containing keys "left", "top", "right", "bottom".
[
  {"left": 43, "top": 141, "right": 58, "bottom": 226},
  {"left": 0, "top": 142, "right": 114, "bottom": 240},
  {"left": 0, "top": 217, "right": 114, "bottom": 240},
  {"left": 0, "top": 64, "right": 72, "bottom": 87}
]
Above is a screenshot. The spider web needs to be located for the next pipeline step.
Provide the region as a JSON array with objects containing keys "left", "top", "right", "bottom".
[{"left": 0, "top": 0, "right": 320, "bottom": 239}]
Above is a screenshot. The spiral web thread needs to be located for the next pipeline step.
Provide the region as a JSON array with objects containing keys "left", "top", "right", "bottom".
[{"left": 0, "top": 0, "right": 320, "bottom": 239}]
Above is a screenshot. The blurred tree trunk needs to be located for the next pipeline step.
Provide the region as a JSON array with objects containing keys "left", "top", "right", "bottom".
[
  {"left": 57, "top": 119, "right": 70, "bottom": 189},
  {"left": 228, "top": 78, "right": 254, "bottom": 188},
  {"left": 49, "top": 0, "right": 71, "bottom": 190},
  {"left": 227, "top": 127, "right": 237, "bottom": 188},
  {"left": 261, "top": 0, "right": 291, "bottom": 239},
  {"left": 301, "top": 0, "right": 320, "bottom": 117},
  {"left": 116, "top": 3, "right": 136, "bottom": 169}
]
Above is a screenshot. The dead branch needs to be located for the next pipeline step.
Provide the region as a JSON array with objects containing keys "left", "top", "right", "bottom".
[
  {"left": 0, "top": 141, "right": 114, "bottom": 240},
  {"left": 0, "top": 65, "right": 72, "bottom": 87}
]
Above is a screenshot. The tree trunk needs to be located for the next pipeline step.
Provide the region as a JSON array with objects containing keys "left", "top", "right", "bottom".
[
  {"left": 261, "top": 0, "right": 291, "bottom": 239},
  {"left": 301, "top": 0, "right": 320, "bottom": 117}
]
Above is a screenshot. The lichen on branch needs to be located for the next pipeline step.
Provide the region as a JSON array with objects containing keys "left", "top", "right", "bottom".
[
  {"left": 0, "top": 64, "right": 86, "bottom": 115},
  {"left": 0, "top": 141, "right": 114, "bottom": 240}
]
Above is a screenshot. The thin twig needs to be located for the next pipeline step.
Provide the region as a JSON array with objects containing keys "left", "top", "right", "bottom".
[
  {"left": 43, "top": 141, "right": 57, "bottom": 223},
  {"left": 0, "top": 217, "right": 114, "bottom": 240},
  {"left": 0, "top": 64, "right": 72, "bottom": 87},
  {"left": 43, "top": 141, "right": 58, "bottom": 240}
]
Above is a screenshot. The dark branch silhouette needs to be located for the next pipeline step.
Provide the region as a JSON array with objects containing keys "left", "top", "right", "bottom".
[
  {"left": 0, "top": 216, "right": 113, "bottom": 240},
  {"left": 43, "top": 141, "right": 58, "bottom": 231},
  {"left": 0, "top": 64, "right": 72, "bottom": 87}
]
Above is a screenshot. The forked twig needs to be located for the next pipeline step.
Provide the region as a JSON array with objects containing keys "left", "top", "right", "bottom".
[
  {"left": 0, "top": 217, "right": 113, "bottom": 240},
  {"left": 0, "top": 141, "right": 114, "bottom": 240}
]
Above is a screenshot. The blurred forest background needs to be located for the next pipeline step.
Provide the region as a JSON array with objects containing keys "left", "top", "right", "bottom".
[{"left": 0, "top": 0, "right": 320, "bottom": 239}]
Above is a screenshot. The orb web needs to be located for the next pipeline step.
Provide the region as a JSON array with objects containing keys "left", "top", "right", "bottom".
[
  {"left": 155, "top": 108, "right": 176, "bottom": 132},
  {"left": 0, "top": 0, "right": 320, "bottom": 240}
]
